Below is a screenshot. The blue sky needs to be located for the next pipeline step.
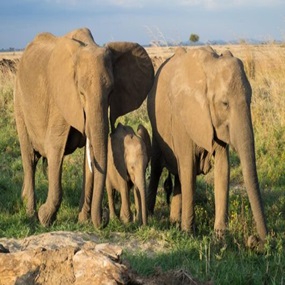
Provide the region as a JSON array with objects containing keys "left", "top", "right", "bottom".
[{"left": 0, "top": 0, "right": 284, "bottom": 49}]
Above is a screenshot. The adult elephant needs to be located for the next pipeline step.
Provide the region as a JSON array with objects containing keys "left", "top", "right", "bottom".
[
  {"left": 147, "top": 46, "right": 267, "bottom": 244},
  {"left": 14, "top": 28, "right": 154, "bottom": 228}
]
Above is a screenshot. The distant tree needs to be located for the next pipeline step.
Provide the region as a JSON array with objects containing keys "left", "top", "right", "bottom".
[
  {"left": 239, "top": 39, "right": 247, "bottom": 45},
  {"left": 189, "top": 33, "right": 199, "bottom": 43}
]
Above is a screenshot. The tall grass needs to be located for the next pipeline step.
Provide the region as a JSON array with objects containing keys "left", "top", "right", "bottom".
[
  {"left": 0, "top": 45, "right": 285, "bottom": 284},
  {"left": 249, "top": 45, "right": 285, "bottom": 187}
]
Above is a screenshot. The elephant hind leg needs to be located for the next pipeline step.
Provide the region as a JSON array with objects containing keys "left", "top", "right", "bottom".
[
  {"left": 213, "top": 145, "right": 229, "bottom": 236},
  {"left": 38, "top": 126, "right": 69, "bottom": 227},
  {"left": 106, "top": 180, "right": 117, "bottom": 220},
  {"left": 147, "top": 137, "right": 163, "bottom": 214},
  {"left": 15, "top": 110, "right": 39, "bottom": 217},
  {"left": 170, "top": 175, "right": 181, "bottom": 225},
  {"left": 78, "top": 148, "right": 93, "bottom": 223},
  {"left": 38, "top": 151, "right": 64, "bottom": 227},
  {"left": 119, "top": 186, "right": 132, "bottom": 224},
  {"left": 164, "top": 172, "right": 173, "bottom": 206}
]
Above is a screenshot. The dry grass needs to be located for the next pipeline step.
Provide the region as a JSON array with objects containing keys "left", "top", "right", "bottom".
[{"left": 0, "top": 51, "right": 22, "bottom": 60}]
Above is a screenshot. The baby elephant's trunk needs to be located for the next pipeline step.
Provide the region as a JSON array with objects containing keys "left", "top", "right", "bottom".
[{"left": 133, "top": 174, "right": 148, "bottom": 226}]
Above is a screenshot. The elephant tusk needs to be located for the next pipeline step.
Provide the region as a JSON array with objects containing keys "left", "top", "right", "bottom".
[{"left": 86, "top": 138, "right": 93, "bottom": 173}]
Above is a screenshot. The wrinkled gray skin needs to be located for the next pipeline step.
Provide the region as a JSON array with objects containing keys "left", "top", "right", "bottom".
[
  {"left": 14, "top": 28, "right": 154, "bottom": 228},
  {"left": 147, "top": 46, "right": 267, "bottom": 244},
  {"left": 106, "top": 123, "right": 151, "bottom": 226}
]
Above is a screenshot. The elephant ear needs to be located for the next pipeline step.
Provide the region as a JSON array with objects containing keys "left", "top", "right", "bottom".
[
  {"left": 47, "top": 37, "right": 85, "bottom": 134},
  {"left": 137, "top": 124, "right": 151, "bottom": 162},
  {"left": 170, "top": 48, "right": 214, "bottom": 153},
  {"left": 106, "top": 42, "right": 154, "bottom": 128}
]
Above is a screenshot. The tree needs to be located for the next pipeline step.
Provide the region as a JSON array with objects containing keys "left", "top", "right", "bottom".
[{"left": 189, "top": 33, "right": 199, "bottom": 43}]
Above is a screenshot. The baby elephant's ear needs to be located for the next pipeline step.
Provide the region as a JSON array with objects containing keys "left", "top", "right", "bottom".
[{"left": 137, "top": 124, "right": 151, "bottom": 162}]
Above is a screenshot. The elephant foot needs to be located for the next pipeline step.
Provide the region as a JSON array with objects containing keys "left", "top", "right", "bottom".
[
  {"left": 169, "top": 215, "right": 181, "bottom": 224},
  {"left": 247, "top": 235, "right": 265, "bottom": 252},
  {"left": 110, "top": 211, "right": 118, "bottom": 221},
  {"left": 22, "top": 197, "right": 36, "bottom": 218},
  {"left": 169, "top": 205, "right": 181, "bottom": 225},
  {"left": 78, "top": 210, "right": 90, "bottom": 223},
  {"left": 38, "top": 204, "right": 57, "bottom": 227},
  {"left": 26, "top": 208, "right": 37, "bottom": 219},
  {"left": 214, "top": 229, "right": 227, "bottom": 240},
  {"left": 180, "top": 220, "right": 196, "bottom": 235},
  {"left": 121, "top": 217, "right": 132, "bottom": 224},
  {"left": 91, "top": 207, "right": 110, "bottom": 229},
  {"left": 120, "top": 208, "right": 132, "bottom": 224},
  {"left": 134, "top": 214, "right": 144, "bottom": 226},
  {"left": 212, "top": 229, "right": 230, "bottom": 249},
  {"left": 120, "top": 214, "right": 132, "bottom": 224}
]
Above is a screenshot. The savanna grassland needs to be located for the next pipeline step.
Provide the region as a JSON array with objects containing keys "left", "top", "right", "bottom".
[{"left": 0, "top": 44, "right": 285, "bottom": 284}]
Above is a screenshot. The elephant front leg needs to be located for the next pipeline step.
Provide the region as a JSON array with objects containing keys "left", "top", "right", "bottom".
[
  {"left": 177, "top": 146, "right": 196, "bottom": 233},
  {"left": 213, "top": 145, "right": 230, "bottom": 237},
  {"left": 134, "top": 186, "right": 142, "bottom": 224},
  {"left": 147, "top": 138, "right": 163, "bottom": 214},
  {"left": 38, "top": 151, "right": 64, "bottom": 227},
  {"left": 106, "top": 180, "right": 117, "bottom": 220},
  {"left": 170, "top": 175, "right": 181, "bottom": 225},
  {"left": 78, "top": 148, "right": 93, "bottom": 222},
  {"left": 120, "top": 186, "right": 132, "bottom": 224},
  {"left": 180, "top": 169, "right": 196, "bottom": 233}
]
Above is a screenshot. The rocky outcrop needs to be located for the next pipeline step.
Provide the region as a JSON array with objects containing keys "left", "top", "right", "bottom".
[{"left": 0, "top": 232, "right": 130, "bottom": 285}]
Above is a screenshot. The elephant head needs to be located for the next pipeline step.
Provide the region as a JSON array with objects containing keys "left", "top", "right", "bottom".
[
  {"left": 148, "top": 46, "right": 267, "bottom": 243},
  {"left": 65, "top": 28, "right": 154, "bottom": 131}
]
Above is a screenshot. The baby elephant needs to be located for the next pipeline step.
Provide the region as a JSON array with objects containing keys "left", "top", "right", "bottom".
[{"left": 106, "top": 123, "right": 151, "bottom": 225}]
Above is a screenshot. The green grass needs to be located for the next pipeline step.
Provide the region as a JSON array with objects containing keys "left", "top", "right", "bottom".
[{"left": 1, "top": 46, "right": 285, "bottom": 284}]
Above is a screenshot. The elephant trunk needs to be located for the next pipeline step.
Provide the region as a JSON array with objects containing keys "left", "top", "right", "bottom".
[
  {"left": 132, "top": 169, "right": 148, "bottom": 226},
  {"left": 86, "top": 96, "right": 109, "bottom": 228},
  {"left": 139, "top": 181, "right": 148, "bottom": 226},
  {"left": 231, "top": 106, "right": 268, "bottom": 242}
]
